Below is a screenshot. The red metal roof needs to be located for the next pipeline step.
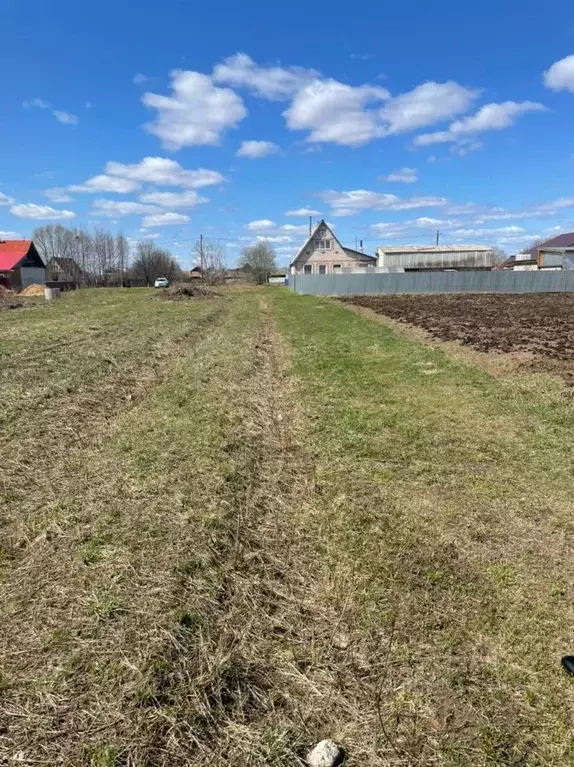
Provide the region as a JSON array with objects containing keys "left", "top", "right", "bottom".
[{"left": 0, "top": 240, "right": 33, "bottom": 271}]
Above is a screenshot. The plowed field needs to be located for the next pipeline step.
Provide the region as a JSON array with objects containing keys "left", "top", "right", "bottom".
[{"left": 341, "top": 292, "right": 574, "bottom": 379}]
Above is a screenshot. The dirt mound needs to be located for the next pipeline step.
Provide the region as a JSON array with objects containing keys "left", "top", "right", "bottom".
[
  {"left": 0, "top": 285, "right": 26, "bottom": 310},
  {"left": 160, "top": 283, "right": 217, "bottom": 300},
  {"left": 20, "top": 283, "right": 45, "bottom": 297}
]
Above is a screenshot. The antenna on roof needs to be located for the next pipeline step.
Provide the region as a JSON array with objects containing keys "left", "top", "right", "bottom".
[{"left": 309, "top": 216, "right": 313, "bottom": 236}]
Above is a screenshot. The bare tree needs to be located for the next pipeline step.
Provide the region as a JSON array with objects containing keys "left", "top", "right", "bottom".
[
  {"left": 130, "top": 241, "right": 183, "bottom": 285},
  {"left": 192, "top": 237, "right": 226, "bottom": 284},
  {"left": 115, "top": 234, "right": 129, "bottom": 287},
  {"left": 239, "top": 242, "right": 276, "bottom": 284},
  {"left": 33, "top": 224, "right": 75, "bottom": 263},
  {"left": 491, "top": 246, "right": 506, "bottom": 265},
  {"left": 520, "top": 238, "right": 546, "bottom": 255}
]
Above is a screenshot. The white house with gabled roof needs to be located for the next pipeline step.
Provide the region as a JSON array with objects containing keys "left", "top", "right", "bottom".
[{"left": 290, "top": 220, "right": 376, "bottom": 275}]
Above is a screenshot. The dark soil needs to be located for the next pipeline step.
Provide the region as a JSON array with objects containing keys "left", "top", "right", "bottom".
[{"left": 341, "top": 293, "right": 574, "bottom": 379}]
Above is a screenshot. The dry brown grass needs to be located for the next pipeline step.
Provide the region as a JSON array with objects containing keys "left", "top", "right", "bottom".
[
  {"left": 5, "top": 286, "right": 574, "bottom": 765},
  {"left": 0, "top": 289, "right": 349, "bottom": 765}
]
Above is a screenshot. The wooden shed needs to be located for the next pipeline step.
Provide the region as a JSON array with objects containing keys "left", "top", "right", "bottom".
[{"left": 0, "top": 240, "right": 46, "bottom": 290}]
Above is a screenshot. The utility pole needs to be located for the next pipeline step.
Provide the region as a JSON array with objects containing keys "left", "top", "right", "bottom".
[
  {"left": 436, "top": 230, "right": 440, "bottom": 246},
  {"left": 309, "top": 216, "right": 312, "bottom": 236},
  {"left": 199, "top": 233, "right": 204, "bottom": 275}
]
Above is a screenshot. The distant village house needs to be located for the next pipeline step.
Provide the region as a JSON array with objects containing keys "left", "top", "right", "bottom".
[
  {"left": 0, "top": 240, "right": 46, "bottom": 290},
  {"left": 290, "top": 220, "right": 376, "bottom": 275}
]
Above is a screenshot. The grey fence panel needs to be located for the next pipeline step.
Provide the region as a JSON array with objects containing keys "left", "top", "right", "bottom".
[{"left": 290, "top": 270, "right": 574, "bottom": 296}]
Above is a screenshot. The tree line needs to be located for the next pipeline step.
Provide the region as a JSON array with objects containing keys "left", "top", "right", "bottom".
[
  {"left": 33, "top": 224, "right": 279, "bottom": 287},
  {"left": 33, "top": 224, "right": 183, "bottom": 286}
]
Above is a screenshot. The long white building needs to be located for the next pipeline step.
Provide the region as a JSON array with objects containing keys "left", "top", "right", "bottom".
[{"left": 376, "top": 245, "right": 497, "bottom": 272}]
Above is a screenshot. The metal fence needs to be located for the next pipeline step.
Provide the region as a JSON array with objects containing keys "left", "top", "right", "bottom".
[{"left": 289, "top": 270, "right": 574, "bottom": 296}]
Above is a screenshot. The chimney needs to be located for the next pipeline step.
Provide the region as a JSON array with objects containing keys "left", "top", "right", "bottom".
[
  {"left": 309, "top": 216, "right": 312, "bottom": 235},
  {"left": 360, "top": 239, "right": 363, "bottom": 253}
]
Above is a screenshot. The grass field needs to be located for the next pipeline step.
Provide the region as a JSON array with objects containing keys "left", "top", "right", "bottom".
[{"left": 2, "top": 288, "right": 574, "bottom": 766}]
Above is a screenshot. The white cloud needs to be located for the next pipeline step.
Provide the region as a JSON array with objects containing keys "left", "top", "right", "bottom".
[
  {"left": 280, "top": 224, "right": 310, "bottom": 235},
  {"left": 415, "top": 216, "right": 450, "bottom": 226},
  {"left": 246, "top": 219, "right": 276, "bottom": 231},
  {"left": 537, "top": 197, "right": 574, "bottom": 211},
  {"left": 256, "top": 235, "right": 293, "bottom": 243},
  {"left": 23, "top": 98, "right": 50, "bottom": 109},
  {"left": 451, "top": 225, "right": 526, "bottom": 238},
  {"left": 138, "top": 190, "right": 208, "bottom": 208},
  {"left": 372, "top": 216, "right": 454, "bottom": 238},
  {"left": 319, "top": 188, "right": 447, "bottom": 215},
  {"left": 141, "top": 211, "right": 190, "bottom": 228},
  {"left": 133, "top": 73, "right": 148, "bottom": 85},
  {"left": 383, "top": 167, "right": 418, "bottom": 183},
  {"left": 0, "top": 230, "right": 23, "bottom": 238},
  {"left": 85, "top": 101, "right": 92, "bottom": 109},
  {"left": 543, "top": 55, "right": 574, "bottom": 92},
  {"left": 105, "top": 157, "right": 224, "bottom": 188},
  {"left": 284, "top": 79, "right": 390, "bottom": 146},
  {"left": 53, "top": 110, "right": 78, "bottom": 125},
  {"left": 70, "top": 175, "right": 140, "bottom": 193},
  {"left": 329, "top": 208, "right": 355, "bottom": 217},
  {"left": 44, "top": 188, "right": 73, "bottom": 203},
  {"left": 236, "top": 140, "right": 279, "bottom": 158},
  {"left": 415, "top": 101, "right": 546, "bottom": 146},
  {"left": 142, "top": 70, "right": 246, "bottom": 149},
  {"left": 450, "top": 139, "right": 484, "bottom": 157},
  {"left": 23, "top": 98, "right": 78, "bottom": 126},
  {"left": 213, "top": 56, "right": 478, "bottom": 148},
  {"left": 471, "top": 197, "right": 574, "bottom": 223},
  {"left": 0, "top": 192, "right": 14, "bottom": 205},
  {"left": 139, "top": 231, "right": 161, "bottom": 240},
  {"left": 91, "top": 199, "right": 158, "bottom": 217},
  {"left": 10, "top": 203, "right": 75, "bottom": 220},
  {"left": 213, "top": 53, "right": 318, "bottom": 100},
  {"left": 380, "top": 81, "right": 478, "bottom": 134},
  {"left": 285, "top": 207, "right": 321, "bottom": 216}
]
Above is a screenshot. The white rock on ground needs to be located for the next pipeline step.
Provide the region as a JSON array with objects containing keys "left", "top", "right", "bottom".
[{"left": 306, "top": 739, "right": 344, "bottom": 767}]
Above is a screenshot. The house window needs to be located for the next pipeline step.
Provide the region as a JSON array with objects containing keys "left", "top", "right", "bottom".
[
  {"left": 323, "top": 239, "right": 331, "bottom": 249},
  {"left": 333, "top": 264, "right": 341, "bottom": 272},
  {"left": 319, "top": 265, "right": 326, "bottom": 274},
  {"left": 314, "top": 239, "right": 331, "bottom": 250},
  {"left": 304, "top": 264, "right": 312, "bottom": 274}
]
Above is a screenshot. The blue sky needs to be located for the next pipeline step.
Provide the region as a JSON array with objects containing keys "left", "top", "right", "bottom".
[{"left": 1, "top": 0, "right": 574, "bottom": 267}]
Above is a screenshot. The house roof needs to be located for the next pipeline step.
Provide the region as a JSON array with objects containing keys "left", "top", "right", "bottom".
[
  {"left": 343, "top": 247, "right": 376, "bottom": 261},
  {"left": 527, "top": 233, "right": 574, "bottom": 257},
  {"left": 0, "top": 240, "right": 33, "bottom": 271},
  {"left": 378, "top": 245, "right": 493, "bottom": 254}
]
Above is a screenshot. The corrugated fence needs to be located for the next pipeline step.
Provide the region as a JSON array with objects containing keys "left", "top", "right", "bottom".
[{"left": 289, "top": 270, "right": 574, "bottom": 296}]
